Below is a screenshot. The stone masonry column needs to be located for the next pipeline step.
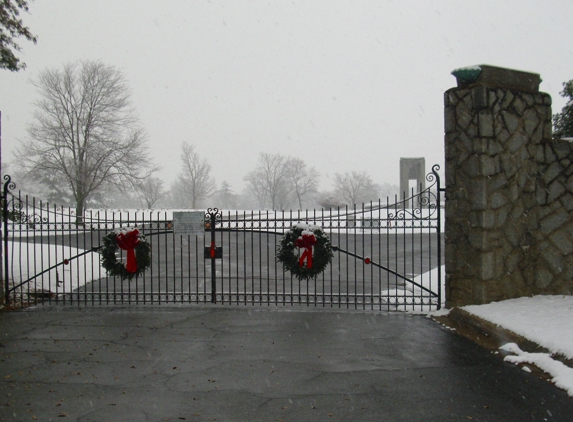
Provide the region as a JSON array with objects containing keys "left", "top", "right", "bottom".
[{"left": 444, "top": 65, "right": 552, "bottom": 307}]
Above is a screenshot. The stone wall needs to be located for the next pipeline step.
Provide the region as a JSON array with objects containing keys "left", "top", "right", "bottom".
[{"left": 444, "top": 65, "right": 573, "bottom": 307}]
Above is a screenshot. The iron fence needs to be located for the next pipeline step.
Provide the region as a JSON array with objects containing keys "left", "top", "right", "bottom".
[{"left": 1, "top": 166, "right": 444, "bottom": 310}]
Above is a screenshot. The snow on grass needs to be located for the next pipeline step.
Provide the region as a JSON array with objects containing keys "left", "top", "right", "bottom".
[
  {"left": 461, "top": 296, "right": 573, "bottom": 398},
  {"left": 462, "top": 296, "right": 573, "bottom": 360},
  {"left": 7, "top": 242, "right": 103, "bottom": 295}
]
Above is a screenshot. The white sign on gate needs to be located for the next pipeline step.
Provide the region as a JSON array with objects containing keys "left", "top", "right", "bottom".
[{"left": 173, "top": 211, "right": 205, "bottom": 235}]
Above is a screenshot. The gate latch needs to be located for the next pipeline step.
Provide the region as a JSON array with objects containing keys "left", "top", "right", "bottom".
[{"left": 204, "top": 245, "right": 223, "bottom": 259}]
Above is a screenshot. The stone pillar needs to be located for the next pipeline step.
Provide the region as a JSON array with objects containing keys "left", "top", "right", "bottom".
[{"left": 444, "top": 65, "right": 552, "bottom": 307}]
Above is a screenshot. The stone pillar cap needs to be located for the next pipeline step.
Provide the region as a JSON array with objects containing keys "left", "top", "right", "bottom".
[{"left": 451, "top": 65, "right": 541, "bottom": 93}]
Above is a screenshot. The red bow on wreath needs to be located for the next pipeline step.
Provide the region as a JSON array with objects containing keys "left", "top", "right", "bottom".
[
  {"left": 116, "top": 229, "right": 140, "bottom": 273},
  {"left": 295, "top": 233, "right": 316, "bottom": 269}
]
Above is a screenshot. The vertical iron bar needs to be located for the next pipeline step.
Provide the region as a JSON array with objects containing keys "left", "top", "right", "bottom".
[
  {"left": 272, "top": 210, "right": 276, "bottom": 306},
  {"left": 187, "top": 219, "right": 192, "bottom": 303},
  {"left": 250, "top": 211, "right": 254, "bottom": 305},
  {"left": 234, "top": 212, "right": 237, "bottom": 305},
  {"left": 69, "top": 200, "right": 75, "bottom": 305},
  {"left": 188, "top": 216, "right": 193, "bottom": 303},
  {"left": 361, "top": 202, "right": 365, "bottom": 310},
  {"left": 2, "top": 177, "right": 10, "bottom": 305},
  {"left": 39, "top": 199, "right": 45, "bottom": 305},
  {"left": 50, "top": 202, "right": 56, "bottom": 304},
  {"left": 264, "top": 209, "right": 267, "bottom": 305},
  {"left": 420, "top": 185, "right": 425, "bottom": 311},
  {"left": 82, "top": 208, "right": 88, "bottom": 306},
  {"left": 378, "top": 198, "right": 383, "bottom": 311},
  {"left": 274, "top": 211, "right": 278, "bottom": 306},
  {"left": 195, "top": 228, "right": 200, "bottom": 303},
  {"left": 33, "top": 197, "right": 38, "bottom": 301},
  {"left": 210, "top": 211, "right": 216, "bottom": 303},
  {"left": 93, "top": 209, "right": 99, "bottom": 305},
  {"left": 170, "top": 218, "right": 175, "bottom": 304},
  {"left": 345, "top": 205, "right": 348, "bottom": 309},
  {"left": 394, "top": 194, "right": 398, "bottom": 309},
  {"left": 412, "top": 187, "right": 416, "bottom": 309},
  {"left": 338, "top": 205, "right": 342, "bottom": 308},
  {"left": 109, "top": 209, "right": 114, "bottom": 305},
  {"left": 405, "top": 189, "right": 409, "bottom": 310},
  {"left": 258, "top": 210, "right": 262, "bottom": 306},
  {"left": 351, "top": 205, "right": 355, "bottom": 309},
  {"left": 435, "top": 166, "right": 443, "bottom": 310},
  {"left": 221, "top": 211, "right": 226, "bottom": 304},
  {"left": 243, "top": 210, "right": 247, "bottom": 305},
  {"left": 18, "top": 192, "right": 24, "bottom": 305}
]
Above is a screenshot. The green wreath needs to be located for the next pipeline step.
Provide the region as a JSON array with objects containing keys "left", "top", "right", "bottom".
[
  {"left": 100, "top": 228, "right": 151, "bottom": 281},
  {"left": 277, "top": 223, "right": 333, "bottom": 280}
]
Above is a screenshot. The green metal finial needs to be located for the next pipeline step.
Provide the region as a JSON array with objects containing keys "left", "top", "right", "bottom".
[{"left": 451, "top": 66, "right": 482, "bottom": 84}]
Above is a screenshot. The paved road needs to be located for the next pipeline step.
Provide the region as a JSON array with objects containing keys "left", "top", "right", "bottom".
[{"left": 1, "top": 305, "right": 571, "bottom": 421}]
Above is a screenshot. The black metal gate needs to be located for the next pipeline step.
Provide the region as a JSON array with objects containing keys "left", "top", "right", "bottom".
[{"left": 1, "top": 165, "right": 444, "bottom": 311}]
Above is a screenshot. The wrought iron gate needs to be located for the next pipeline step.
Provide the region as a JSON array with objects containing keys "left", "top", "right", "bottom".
[{"left": 1, "top": 165, "right": 444, "bottom": 311}]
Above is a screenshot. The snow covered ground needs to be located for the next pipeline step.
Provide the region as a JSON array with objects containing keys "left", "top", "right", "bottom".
[
  {"left": 434, "top": 296, "right": 573, "bottom": 397},
  {"left": 381, "top": 265, "right": 445, "bottom": 311},
  {"left": 5, "top": 242, "right": 103, "bottom": 296}
]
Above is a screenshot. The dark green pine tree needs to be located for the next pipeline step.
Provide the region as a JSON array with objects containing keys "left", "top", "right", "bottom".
[
  {"left": 553, "top": 80, "right": 573, "bottom": 139},
  {"left": 0, "top": 0, "right": 37, "bottom": 71}
]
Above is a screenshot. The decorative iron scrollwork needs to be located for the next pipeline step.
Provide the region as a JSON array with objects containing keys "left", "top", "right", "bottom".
[
  {"left": 204, "top": 208, "right": 222, "bottom": 230},
  {"left": 1, "top": 176, "right": 48, "bottom": 227},
  {"left": 386, "top": 166, "right": 441, "bottom": 227}
]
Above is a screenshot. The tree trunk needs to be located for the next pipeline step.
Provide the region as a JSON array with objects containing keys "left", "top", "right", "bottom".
[{"left": 75, "top": 199, "right": 85, "bottom": 226}]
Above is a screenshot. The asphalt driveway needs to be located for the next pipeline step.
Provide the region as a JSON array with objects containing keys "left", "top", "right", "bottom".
[{"left": 1, "top": 305, "right": 571, "bottom": 421}]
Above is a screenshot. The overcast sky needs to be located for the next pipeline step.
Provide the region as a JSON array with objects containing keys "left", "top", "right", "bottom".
[{"left": 1, "top": 0, "right": 572, "bottom": 193}]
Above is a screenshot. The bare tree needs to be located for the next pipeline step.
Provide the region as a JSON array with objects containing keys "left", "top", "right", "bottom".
[
  {"left": 177, "top": 142, "right": 215, "bottom": 208},
  {"left": 333, "top": 171, "right": 380, "bottom": 206},
  {"left": 316, "top": 191, "right": 345, "bottom": 210},
  {"left": 137, "top": 176, "right": 165, "bottom": 209},
  {"left": 245, "top": 153, "right": 293, "bottom": 210},
  {"left": 244, "top": 153, "right": 321, "bottom": 210},
  {"left": 15, "top": 61, "right": 156, "bottom": 223},
  {"left": 244, "top": 171, "right": 268, "bottom": 209},
  {"left": 286, "top": 158, "right": 319, "bottom": 210}
]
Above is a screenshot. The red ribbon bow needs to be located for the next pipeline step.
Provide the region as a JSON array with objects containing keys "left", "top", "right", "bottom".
[
  {"left": 295, "top": 233, "right": 316, "bottom": 269},
  {"left": 116, "top": 229, "right": 140, "bottom": 273}
]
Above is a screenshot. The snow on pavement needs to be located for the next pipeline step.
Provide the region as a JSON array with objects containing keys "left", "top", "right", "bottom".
[
  {"left": 460, "top": 296, "right": 573, "bottom": 397},
  {"left": 500, "top": 342, "right": 573, "bottom": 397}
]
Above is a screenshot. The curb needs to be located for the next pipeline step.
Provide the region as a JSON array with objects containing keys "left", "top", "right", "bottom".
[{"left": 431, "top": 307, "right": 573, "bottom": 370}]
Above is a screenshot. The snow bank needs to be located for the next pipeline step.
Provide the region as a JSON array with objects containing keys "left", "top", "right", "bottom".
[
  {"left": 381, "top": 265, "right": 445, "bottom": 311},
  {"left": 463, "top": 296, "right": 573, "bottom": 360},
  {"left": 6, "top": 242, "right": 103, "bottom": 295}
]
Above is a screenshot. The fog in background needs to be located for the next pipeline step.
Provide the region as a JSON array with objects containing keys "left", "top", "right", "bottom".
[{"left": 1, "top": 0, "right": 572, "bottom": 206}]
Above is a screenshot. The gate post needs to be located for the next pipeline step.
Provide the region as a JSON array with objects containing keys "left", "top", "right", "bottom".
[
  {"left": 444, "top": 65, "right": 551, "bottom": 307},
  {"left": 205, "top": 208, "right": 221, "bottom": 303},
  {"left": 1, "top": 175, "right": 14, "bottom": 305}
]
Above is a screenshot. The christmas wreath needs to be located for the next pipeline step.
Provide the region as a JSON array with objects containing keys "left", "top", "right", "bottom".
[
  {"left": 100, "top": 227, "right": 151, "bottom": 280},
  {"left": 277, "top": 223, "right": 333, "bottom": 280}
]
